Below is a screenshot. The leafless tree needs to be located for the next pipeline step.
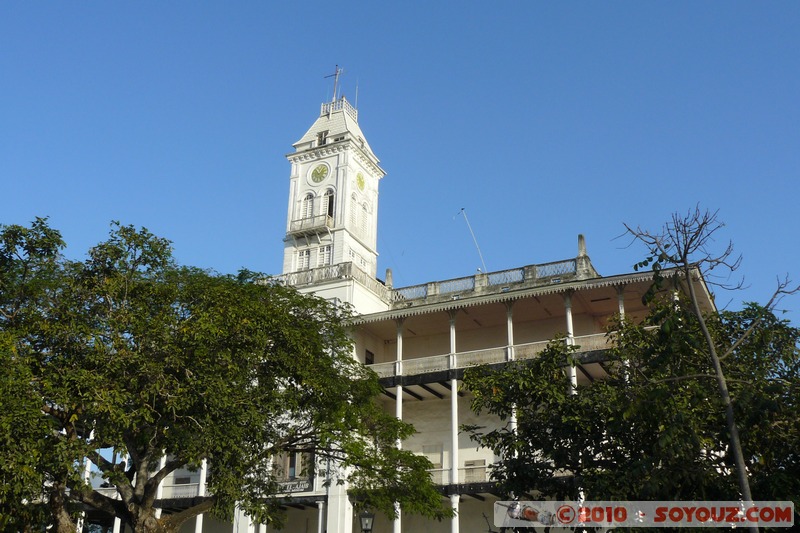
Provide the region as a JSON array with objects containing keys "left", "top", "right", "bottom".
[{"left": 625, "top": 206, "right": 798, "bottom": 533}]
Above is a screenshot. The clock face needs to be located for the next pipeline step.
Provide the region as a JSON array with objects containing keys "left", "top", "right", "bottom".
[
  {"left": 311, "top": 164, "right": 329, "bottom": 183},
  {"left": 356, "top": 172, "right": 365, "bottom": 191}
]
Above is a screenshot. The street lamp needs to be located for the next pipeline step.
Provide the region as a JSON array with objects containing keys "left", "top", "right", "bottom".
[{"left": 359, "top": 510, "right": 375, "bottom": 533}]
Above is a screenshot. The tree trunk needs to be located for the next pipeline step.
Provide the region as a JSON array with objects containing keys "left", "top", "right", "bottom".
[
  {"left": 48, "top": 482, "right": 77, "bottom": 533},
  {"left": 129, "top": 508, "right": 175, "bottom": 533},
  {"left": 685, "top": 266, "right": 758, "bottom": 533}
]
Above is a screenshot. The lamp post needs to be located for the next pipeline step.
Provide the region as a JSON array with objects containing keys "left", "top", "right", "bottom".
[{"left": 359, "top": 510, "right": 375, "bottom": 533}]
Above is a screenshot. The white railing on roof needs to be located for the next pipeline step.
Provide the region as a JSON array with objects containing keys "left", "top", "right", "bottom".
[
  {"left": 535, "top": 259, "right": 577, "bottom": 279},
  {"left": 389, "top": 259, "right": 579, "bottom": 304},
  {"left": 488, "top": 268, "right": 524, "bottom": 286},
  {"left": 439, "top": 276, "right": 475, "bottom": 294},
  {"left": 393, "top": 284, "right": 428, "bottom": 300},
  {"left": 320, "top": 97, "right": 358, "bottom": 121}
]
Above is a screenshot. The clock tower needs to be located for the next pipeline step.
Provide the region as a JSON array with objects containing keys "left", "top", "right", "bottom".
[{"left": 282, "top": 96, "right": 388, "bottom": 311}]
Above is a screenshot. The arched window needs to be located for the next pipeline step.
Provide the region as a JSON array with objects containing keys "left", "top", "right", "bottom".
[
  {"left": 350, "top": 194, "right": 358, "bottom": 228},
  {"left": 360, "top": 202, "right": 369, "bottom": 239},
  {"left": 323, "top": 189, "right": 335, "bottom": 219},
  {"left": 301, "top": 193, "right": 314, "bottom": 220}
]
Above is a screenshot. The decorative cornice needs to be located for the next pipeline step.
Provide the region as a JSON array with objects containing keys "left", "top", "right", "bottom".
[{"left": 287, "top": 141, "right": 384, "bottom": 177}]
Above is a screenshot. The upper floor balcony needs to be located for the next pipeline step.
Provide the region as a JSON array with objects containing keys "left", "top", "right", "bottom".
[
  {"left": 368, "top": 333, "right": 611, "bottom": 381},
  {"left": 288, "top": 214, "right": 334, "bottom": 237}
]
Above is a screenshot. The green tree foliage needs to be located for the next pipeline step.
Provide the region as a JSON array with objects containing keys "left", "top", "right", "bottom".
[
  {"left": 0, "top": 219, "right": 450, "bottom": 533},
  {"left": 463, "top": 298, "right": 799, "bottom": 505}
]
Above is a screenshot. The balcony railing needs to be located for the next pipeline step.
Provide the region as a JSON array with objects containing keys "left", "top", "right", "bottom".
[
  {"left": 289, "top": 214, "right": 333, "bottom": 236},
  {"left": 369, "top": 333, "right": 611, "bottom": 379},
  {"left": 94, "top": 482, "right": 202, "bottom": 500},
  {"left": 276, "top": 478, "right": 313, "bottom": 493},
  {"left": 426, "top": 465, "right": 491, "bottom": 485},
  {"left": 162, "top": 483, "right": 200, "bottom": 499},
  {"left": 279, "top": 262, "right": 390, "bottom": 299}
]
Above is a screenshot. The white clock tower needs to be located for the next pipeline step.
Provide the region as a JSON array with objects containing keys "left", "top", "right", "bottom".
[{"left": 282, "top": 95, "right": 389, "bottom": 312}]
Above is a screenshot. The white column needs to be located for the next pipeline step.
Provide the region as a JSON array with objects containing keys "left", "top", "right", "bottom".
[
  {"left": 449, "top": 311, "right": 459, "bottom": 533},
  {"left": 450, "top": 494, "right": 460, "bottom": 533},
  {"left": 617, "top": 285, "right": 630, "bottom": 382},
  {"left": 317, "top": 501, "right": 325, "bottom": 533},
  {"left": 394, "top": 319, "right": 403, "bottom": 533},
  {"left": 326, "top": 486, "right": 353, "bottom": 533},
  {"left": 564, "top": 293, "right": 577, "bottom": 395},
  {"left": 195, "top": 459, "right": 208, "bottom": 533},
  {"left": 506, "top": 302, "right": 517, "bottom": 434},
  {"left": 395, "top": 318, "right": 404, "bottom": 440},
  {"left": 75, "top": 446, "right": 93, "bottom": 532},
  {"left": 233, "top": 505, "right": 255, "bottom": 533},
  {"left": 506, "top": 303, "right": 515, "bottom": 361}
]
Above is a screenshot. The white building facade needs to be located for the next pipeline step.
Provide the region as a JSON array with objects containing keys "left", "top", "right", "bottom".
[
  {"left": 259, "top": 97, "right": 715, "bottom": 533},
  {"left": 113, "top": 96, "right": 713, "bottom": 533}
]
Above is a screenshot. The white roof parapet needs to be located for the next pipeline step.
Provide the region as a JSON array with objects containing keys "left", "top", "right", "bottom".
[{"left": 321, "top": 98, "right": 358, "bottom": 121}]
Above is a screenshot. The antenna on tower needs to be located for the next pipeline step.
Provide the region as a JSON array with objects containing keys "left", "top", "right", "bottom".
[
  {"left": 325, "top": 65, "right": 344, "bottom": 102},
  {"left": 455, "top": 208, "right": 488, "bottom": 273}
]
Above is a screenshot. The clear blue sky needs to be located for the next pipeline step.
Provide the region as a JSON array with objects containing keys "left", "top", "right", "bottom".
[{"left": 2, "top": 2, "right": 799, "bottom": 323}]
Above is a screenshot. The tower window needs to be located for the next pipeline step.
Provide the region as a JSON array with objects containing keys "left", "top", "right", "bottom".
[
  {"left": 323, "top": 189, "right": 335, "bottom": 219},
  {"left": 297, "top": 249, "right": 310, "bottom": 271},
  {"left": 360, "top": 202, "right": 369, "bottom": 239},
  {"left": 301, "top": 193, "right": 314, "bottom": 220},
  {"left": 317, "top": 245, "right": 332, "bottom": 267},
  {"left": 350, "top": 194, "right": 358, "bottom": 228},
  {"left": 365, "top": 350, "right": 374, "bottom": 365},
  {"left": 317, "top": 131, "right": 328, "bottom": 146}
]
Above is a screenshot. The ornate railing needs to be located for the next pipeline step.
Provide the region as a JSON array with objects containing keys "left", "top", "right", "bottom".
[
  {"left": 279, "top": 262, "right": 390, "bottom": 300},
  {"left": 535, "top": 259, "right": 577, "bottom": 279},
  {"left": 439, "top": 276, "right": 475, "bottom": 295},
  {"left": 488, "top": 268, "right": 524, "bottom": 286},
  {"left": 388, "top": 259, "right": 580, "bottom": 305},
  {"left": 279, "top": 255, "right": 586, "bottom": 307},
  {"left": 393, "top": 284, "right": 428, "bottom": 301}
]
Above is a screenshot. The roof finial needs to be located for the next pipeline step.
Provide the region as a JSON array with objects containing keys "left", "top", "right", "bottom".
[{"left": 324, "top": 65, "right": 344, "bottom": 103}]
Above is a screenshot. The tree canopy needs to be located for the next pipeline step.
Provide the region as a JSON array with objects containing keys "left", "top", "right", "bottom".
[{"left": 0, "top": 219, "right": 449, "bottom": 533}]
